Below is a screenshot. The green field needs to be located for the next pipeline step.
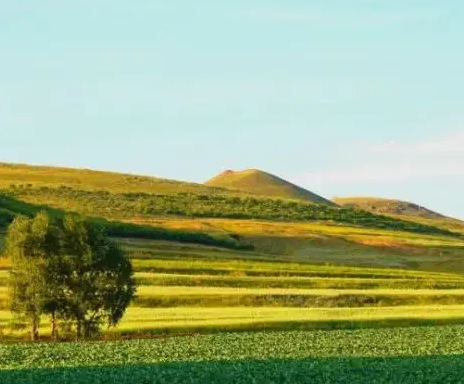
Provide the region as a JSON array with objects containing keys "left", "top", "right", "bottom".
[{"left": 2, "top": 325, "right": 464, "bottom": 383}]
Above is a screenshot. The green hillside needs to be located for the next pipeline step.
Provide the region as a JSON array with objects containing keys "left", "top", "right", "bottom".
[
  {"left": 0, "top": 163, "right": 460, "bottom": 239},
  {"left": 1, "top": 185, "right": 459, "bottom": 238},
  {"left": 0, "top": 162, "right": 232, "bottom": 195},
  {"left": 334, "top": 197, "right": 448, "bottom": 220},
  {"left": 206, "top": 169, "right": 335, "bottom": 205},
  {"left": 0, "top": 194, "right": 250, "bottom": 251}
]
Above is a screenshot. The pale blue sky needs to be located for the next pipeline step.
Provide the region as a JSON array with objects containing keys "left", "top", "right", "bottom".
[{"left": 1, "top": 1, "right": 464, "bottom": 217}]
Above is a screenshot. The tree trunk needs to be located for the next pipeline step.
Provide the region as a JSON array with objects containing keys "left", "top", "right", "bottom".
[
  {"left": 51, "top": 311, "right": 58, "bottom": 342},
  {"left": 30, "top": 316, "right": 39, "bottom": 341},
  {"left": 76, "top": 321, "right": 82, "bottom": 341}
]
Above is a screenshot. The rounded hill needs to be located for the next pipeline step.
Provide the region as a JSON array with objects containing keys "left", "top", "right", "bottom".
[
  {"left": 206, "top": 169, "right": 335, "bottom": 205},
  {"left": 333, "top": 197, "right": 447, "bottom": 220}
]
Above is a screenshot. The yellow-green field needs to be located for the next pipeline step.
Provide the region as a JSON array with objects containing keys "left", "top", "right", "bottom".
[
  {"left": 3, "top": 162, "right": 464, "bottom": 343},
  {"left": 126, "top": 218, "right": 464, "bottom": 272},
  {"left": 2, "top": 236, "right": 464, "bottom": 340}
]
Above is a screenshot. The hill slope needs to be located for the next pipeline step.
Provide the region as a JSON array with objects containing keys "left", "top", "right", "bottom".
[
  {"left": 0, "top": 163, "right": 459, "bottom": 238},
  {"left": 333, "top": 197, "right": 448, "bottom": 220},
  {"left": 0, "top": 162, "right": 233, "bottom": 196},
  {"left": 206, "top": 169, "right": 335, "bottom": 205}
]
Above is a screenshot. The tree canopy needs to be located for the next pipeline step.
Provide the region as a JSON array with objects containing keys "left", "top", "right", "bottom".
[{"left": 6, "top": 212, "right": 135, "bottom": 340}]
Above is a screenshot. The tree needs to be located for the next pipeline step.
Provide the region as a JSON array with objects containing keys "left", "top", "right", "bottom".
[
  {"left": 58, "top": 215, "right": 136, "bottom": 339},
  {"left": 7, "top": 212, "right": 136, "bottom": 341},
  {"left": 6, "top": 212, "right": 60, "bottom": 341}
]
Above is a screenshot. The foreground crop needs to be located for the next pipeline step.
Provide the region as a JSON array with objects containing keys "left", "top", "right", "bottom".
[{"left": 2, "top": 325, "right": 464, "bottom": 383}]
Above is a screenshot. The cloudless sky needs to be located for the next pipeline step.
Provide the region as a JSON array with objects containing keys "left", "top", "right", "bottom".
[{"left": 1, "top": 1, "right": 464, "bottom": 217}]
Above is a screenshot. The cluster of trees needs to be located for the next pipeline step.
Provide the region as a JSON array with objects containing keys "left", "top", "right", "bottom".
[
  {"left": 6, "top": 212, "right": 135, "bottom": 341},
  {"left": 9, "top": 186, "right": 459, "bottom": 238}
]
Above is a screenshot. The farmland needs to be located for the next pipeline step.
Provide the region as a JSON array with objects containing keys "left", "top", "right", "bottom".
[
  {"left": 3, "top": 236, "right": 464, "bottom": 340},
  {"left": 2, "top": 325, "right": 464, "bottom": 383},
  {"left": 3, "top": 163, "right": 464, "bottom": 382}
]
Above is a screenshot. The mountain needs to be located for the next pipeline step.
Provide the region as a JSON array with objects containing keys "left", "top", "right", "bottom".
[
  {"left": 333, "top": 197, "right": 447, "bottom": 220},
  {"left": 206, "top": 169, "right": 336, "bottom": 205}
]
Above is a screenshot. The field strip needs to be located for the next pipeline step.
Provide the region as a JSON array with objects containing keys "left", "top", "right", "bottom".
[
  {"left": 131, "top": 259, "right": 464, "bottom": 279},
  {"left": 4, "top": 306, "right": 464, "bottom": 338},
  {"left": 134, "top": 273, "right": 464, "bottom": 289},
  {"left": 135, "top": 272, "right": 464, "bottom": 283},
  {"left": 136, "top": 286, "right": 464, "bottom": 297},
  {"left": 114, "top": 305, "right": 464, "bottom": 331}
]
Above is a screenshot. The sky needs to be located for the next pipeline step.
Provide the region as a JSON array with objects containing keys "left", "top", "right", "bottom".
[{"left": 1, "top": 1, "right": 464, "bottom": 217}]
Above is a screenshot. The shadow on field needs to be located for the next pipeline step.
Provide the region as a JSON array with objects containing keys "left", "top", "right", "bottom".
[{"left": 1, "top": 354, "right": 463, "bottom": 384}]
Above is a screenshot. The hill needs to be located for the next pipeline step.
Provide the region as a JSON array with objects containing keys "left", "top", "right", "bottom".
[
  {"left": 0, "top": 163, "right": 460, "bottom": 239},
  {"left": 333, "top": 197, "right": 449, "bottom": 220},
  {"left": 0, "top": 162, "right": 233, "bottom": 195},
  {"left": 206, "top": 169, "right": 335, "bottom": 205}
]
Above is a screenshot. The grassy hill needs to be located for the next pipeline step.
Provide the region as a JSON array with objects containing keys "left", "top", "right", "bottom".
[
  {"left": 334, "top": 197, "right": 464, "bottom": 234},
  {"left": 206, "top": 169, "right": 335, "bottom": 205},
  {"left": 0, "top": 162, "right": 234, "bottom": 195},
  {"left": 333, "top": 197, "right": 448, "bottom": 220},
  {"left": 0, "top": 163, "right": 460, "bottom": 241}
]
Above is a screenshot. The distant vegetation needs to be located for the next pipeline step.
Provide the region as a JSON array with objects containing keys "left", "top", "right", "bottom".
[
  {"left": 0, "top": 193, "right": 251, "bottom": 251},
  {"left": 5, "top": 185, "right": 460, "bottom": 238}
]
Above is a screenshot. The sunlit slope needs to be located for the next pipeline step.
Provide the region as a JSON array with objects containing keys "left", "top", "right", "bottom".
[
  {"left": 0, "top": 162, "right": 232, "bottom": 195},
  {"left": 206, "top": 169, "right": 335, "bottom": 205},
  {"left": 334, "top": 197, "right": 448, "bottom": 220},
  {"left": 0, "top": 162, "right": 461, "bottom": 241},
  {"left": 334, "top": 196, "right": 464, "bottom": 234},
  {"left": 130, "top": 218, "right": 464, "bottom": 273}
]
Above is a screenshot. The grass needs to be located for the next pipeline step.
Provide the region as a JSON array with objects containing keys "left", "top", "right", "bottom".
[
  {"left": 133, "top": 273, "right": 464, "bottom": 290},
  {"left": 5, "top": 306, "right": 464, "bottom": 339},
  {"left": 0, "top": 195, "right": 252, "bottom": 250},
  {"left": 333, "top": 197, "right": 447, "bottom": 219},
  {"left": 206, "top": 169, "right": 335, "bottom": 204},
  {"left": 7, "top": 185, "right": 458, "bottom": 237},
  {"left": 130, "top": 218, "right": 464, "bottom": 272},
  {"left": 4, "top": 283, "right": 464, "bottom": 309},
  {"left": 0, "top": 162, "right": 231, "bottom": 196}
]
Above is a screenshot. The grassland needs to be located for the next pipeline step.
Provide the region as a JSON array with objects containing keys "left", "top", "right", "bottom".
[
  {"left": 5, "top": 185, "right": 458, "bottom": 238},
  {"left": 333, "top": 197, "right": 447, "bottom": 219},
  {"left": 206, "top": 168, "right": 335, "bottom": 204},
  {"left": 335, "top": 196, "right": 464, "bottom": 234},
  {"left": 2, "top": 326, "right": 464, "bottom": 383},
  {"left": 0, "top": 162, "right": 229, "bottom": 195},
  {"left": 130, "top": 218, "right": 464, "bottom": 272}
]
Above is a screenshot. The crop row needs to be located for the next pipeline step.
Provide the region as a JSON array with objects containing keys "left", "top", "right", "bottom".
[{"left": 2, "top": 325, "right": 464, "bottom": 383}]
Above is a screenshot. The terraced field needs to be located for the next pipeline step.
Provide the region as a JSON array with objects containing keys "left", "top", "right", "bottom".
[{"left": 2, "top": 237, "right": 464, "bottom": 340}]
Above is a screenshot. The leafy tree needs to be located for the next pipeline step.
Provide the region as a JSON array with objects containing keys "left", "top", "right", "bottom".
[
  {"left": 58, "top": 215, "right": 136, "bottom": 339},
  {"left": 6, "top": 212, "right": 59, "bottom": 341},
  {"left": 6, "top": 212, "right": 136, "bottom": 341}
]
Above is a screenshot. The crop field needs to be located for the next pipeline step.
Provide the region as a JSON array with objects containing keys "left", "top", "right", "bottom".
[
  {"left": 2, "top": 325, "right": 464, "bottom": 383},
  {"left": 2, "top": 236, "right": 464, "bottom": 340},
  {"left": 3, "top": 223, "right": 464, "bottom": 382}
]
